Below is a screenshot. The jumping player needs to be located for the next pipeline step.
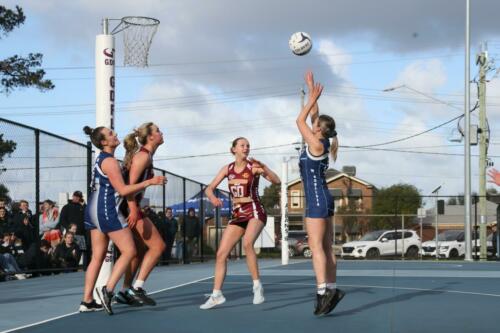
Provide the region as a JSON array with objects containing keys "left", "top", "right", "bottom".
[
  {"left": 80, "top": 126, "right": 166, "bottom": 315},
  {"left": 114, "top": 122, "right": 166, "bottom": 306},
  {"left": 200, "top": 137, "right": 280, "bottom": 309},
  {"left": 296, "top": 71, "right": 344, "bottom": 316}
]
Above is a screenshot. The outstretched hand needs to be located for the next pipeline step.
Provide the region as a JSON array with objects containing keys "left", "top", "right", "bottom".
[
  {"left": 309, "top": 82, "right": 323, "bottom": 103},
  {"left": 305, "top": 70, "right": 314, "bottom": 91},
  {"left": 488, "top": 168, "right": 500, "bottom": 186}
]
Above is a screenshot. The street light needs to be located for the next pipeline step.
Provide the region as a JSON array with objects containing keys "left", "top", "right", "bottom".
[
  {"left": 431, "top": 185, "right": 442, "bottom": 259},
  {"left": 383, "top": 84, "right": 462, "bottom": 111},
  {"left": 384, "top": 80, "right": 473, "bottom": 261}
]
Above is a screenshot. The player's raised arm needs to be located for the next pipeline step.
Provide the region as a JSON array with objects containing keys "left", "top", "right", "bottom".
[{"left": 296, "top": 82, "right": 324, "bottom": 156}]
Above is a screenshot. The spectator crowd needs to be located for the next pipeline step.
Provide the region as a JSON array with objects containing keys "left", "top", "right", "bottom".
[{"left": 0, "top": 192, "right": 204, "bottom": 282}]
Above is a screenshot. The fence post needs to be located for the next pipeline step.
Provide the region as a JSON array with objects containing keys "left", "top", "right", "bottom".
[
  {"left": 401, "top": 215, "right": 405, "bottom": 260},
  {"left": 200, "top": 184, "right": 204, "bottom": 262},
  {"left": 182, "top": 178, "right": 187, "bottom": 264},
  {"left": 86, "top": 142, "right": 92, "bottom": 199},
  {"left": 35, "top": 129, "right": 40, "bottom": 236}
]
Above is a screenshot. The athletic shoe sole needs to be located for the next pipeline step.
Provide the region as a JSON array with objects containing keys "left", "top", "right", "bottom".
[
  {"left": 323, "top": 289, "right": 345, "bottom": 315},
  {"left": 96, "top": 287, "right": 113, "bottom": 315},
  {"left": 79, "top": 305, "right": 103, "bottom": 313},
  {"left": 200, "top": 296, "right": 226, "bottom": 310}
]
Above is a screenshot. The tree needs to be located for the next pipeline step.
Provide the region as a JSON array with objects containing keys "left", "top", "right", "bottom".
[
  {"left": 0, "top": 5, "right": 53, "bottom": 201},
  {"left": 372, "top": 183, "right": 422, "bottom": 230},
  {"left": 0, "top": 133, "right": 16, "bottom": 201},
  {"left": 260, "top": 183, "right": 281, "bottom": 213},
  {"left": 0, "top": 5, "right": 54, "bottom": 94}
]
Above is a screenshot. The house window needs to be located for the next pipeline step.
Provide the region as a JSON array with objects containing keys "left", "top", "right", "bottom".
[{"left": 291, "top": 190, "right": 301, "bottom": 208}]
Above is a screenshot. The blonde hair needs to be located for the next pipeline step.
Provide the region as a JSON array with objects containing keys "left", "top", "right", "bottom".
[
  {"left": 318, "top": 115, "right": 338, "bottom": 162},
  {"left": 123, "top": 122, "right": 154, "bottom": 170}
]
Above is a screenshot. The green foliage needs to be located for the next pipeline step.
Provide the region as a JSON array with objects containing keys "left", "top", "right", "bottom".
[
  {"left": 372, "top": 183, "right": 422, "bottom": 230},
  {"left": 260, "top": 183, "right": 280, "bottom": 212},
  {"left": 0, "top": 5, "right": 54, "bottom": 94},
  {"left": 0, "top": 121, "right": 18, "bottom": 203},
  {"left": 0, "top": 5, "right": 25, "bottom": 36}
]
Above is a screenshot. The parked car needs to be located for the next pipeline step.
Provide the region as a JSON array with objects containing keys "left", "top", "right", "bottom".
[
  {"left": 472, "top": 233, "right": 494, "bottom": 258},
  {"left": 421, "top": 230, "right": 466, "bottom": 259},
  {"left": 277, "top": 231, "right": 308, "bottom": 257},
  {"left": 341, "top": 229, "right": 421, "bottom": 259}
]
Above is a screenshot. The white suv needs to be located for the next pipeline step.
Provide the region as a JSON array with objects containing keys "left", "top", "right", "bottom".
[
  {"left": 341, "top": 229, "right": 421, "bottom": 259},
  {"left": 421, "top": 230, "right": 465, "bottom": 259}
]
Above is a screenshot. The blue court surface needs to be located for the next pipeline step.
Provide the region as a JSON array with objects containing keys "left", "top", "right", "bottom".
[{"left": 1, "top": 259, "right": 499, "bottom": 333}]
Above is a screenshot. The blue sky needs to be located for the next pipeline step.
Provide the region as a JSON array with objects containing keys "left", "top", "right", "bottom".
[{"left": 2, "top": 0, "right": 500, "bottom": 202}]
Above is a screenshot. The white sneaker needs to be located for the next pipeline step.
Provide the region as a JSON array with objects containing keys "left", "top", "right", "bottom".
[
  {"left": 253, "top": 285, "right": 265, "bottom": 305},
  {"left": 200, "top": 294, "right": 226, "bottom": 310},
  {"left": 14, "top": 274, "right": 27, "bottom": 280}
]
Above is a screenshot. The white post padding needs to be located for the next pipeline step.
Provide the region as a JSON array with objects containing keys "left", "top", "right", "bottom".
[
  {"left": 281, "top": 159, "right": 289, "bottom": 265},
  {"left": 95, "top": 34, "right": 115, "bottom": 129},
  {"left": 93, "top": 33, "right": 115, "bottom": 303}
]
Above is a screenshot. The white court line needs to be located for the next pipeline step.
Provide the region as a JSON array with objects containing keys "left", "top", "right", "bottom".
[
  {"left": 0, "top": 276, "right": 213, "bottom": 333},
  {"left": 198, "top": 281, "right": 500, "bottom": 298},
  {"left": 0, "top": 260, "right": 305, "bottom": 333}
]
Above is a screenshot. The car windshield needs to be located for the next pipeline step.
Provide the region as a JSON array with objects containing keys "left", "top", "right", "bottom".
[
  {"left": 360, "top": 230, "right": 385, "bottom": 241},
  {"left": 434, "top": 230, "right": 462, "bottom": 241}
]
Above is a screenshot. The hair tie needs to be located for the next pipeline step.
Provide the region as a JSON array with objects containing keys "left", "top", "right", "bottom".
[{"left": 330, "top": 130, "right": 337, "bottom": 138}]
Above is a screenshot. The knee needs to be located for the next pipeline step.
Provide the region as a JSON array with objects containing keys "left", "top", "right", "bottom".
[
  {"left": 243, "top": 239, "right": 254, "bottom": 253},
  {"left": 121, "top": 247, "right": 137, "bottom": 260},
  {"left": 308, "top": 240, "right": 323, "bottom": 253},
  {"left": 216, "top": 249, "right": 228, "bottom": 263}
]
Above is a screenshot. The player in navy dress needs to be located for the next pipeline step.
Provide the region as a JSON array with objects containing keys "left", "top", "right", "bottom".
[
  {"left": 200, "top": 137, "right": 280, "bottom": 309},
  {"left": 80, "top": 126, "right": 165, "bottom": 315},
  {"left": 115, "top": 122, "right": 166, "bottom": 306},
  {"left": 296, "top": 71, "right": 344, "bottom": 315}
]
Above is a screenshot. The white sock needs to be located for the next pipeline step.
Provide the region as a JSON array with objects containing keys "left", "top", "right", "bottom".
[
  {"left": 327, "top": 283, "right": 337, "bottom": 290},
  {"left": 253, "top": 279, "right": 262, "bottom": 288},
  {"left": 212, "top": 289, "right": 222, "bottom": 297},
  {"left": 133, "top": 280, "right": 145, "bottom": 290},
  {"left": 317, "top": 283, "right": 327, "bottom": 295}
]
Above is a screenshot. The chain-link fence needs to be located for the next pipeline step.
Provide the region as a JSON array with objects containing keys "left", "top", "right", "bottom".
[
  {"left": 277, "top": 193, "right": 500, "bottom": 261},
  {"left": 0, "top": 117, "right": 235, "bottom": 279}
]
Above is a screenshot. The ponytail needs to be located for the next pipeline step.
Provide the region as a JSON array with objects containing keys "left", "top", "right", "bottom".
[
  {"left": 317, "top": 114, "right": 338, "bottom": 162},
  {"left": 330, "top": 136, "right": 338, "bottom": 162},
  {"left": 123, "top": 131, "right": 140, "bottom": 170}
]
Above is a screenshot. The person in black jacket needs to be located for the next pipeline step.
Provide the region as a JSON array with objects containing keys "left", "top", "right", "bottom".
[
  {"left": 163, "top": 207, "right": 178, "bottom": 262},
  {"left": 15, "top": 215, "right": 37, "bottom": 251},
  {"left": 182, "top": 208, "right": 200, "bottom": 263},
  {"left": 58, "top": 191, "right": 86, "bottom": 235},
  {"left": 0, "top": 207, "right": 13, "bottom": 235},
  {"left": 53, "top": 232, "right": 81, "bottom": 271},
  {"left": 491, "top": 221, "right": 498, "bottom": 259}
]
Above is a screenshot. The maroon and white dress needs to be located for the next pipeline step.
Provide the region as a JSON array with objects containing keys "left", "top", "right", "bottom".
[{"left": 227, "top": 160, "right": 267, "bottom": 225}]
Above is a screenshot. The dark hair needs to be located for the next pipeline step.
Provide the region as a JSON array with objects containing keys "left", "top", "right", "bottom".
[
  {"left": 123, "top": 122, "right": 155, "bottom": 170},
  {"left": 65, "top": 231, "right": 75, "bottom": 238},
  {"left": 318, "top": 115, "right": 338, "bottom": 161},
  {"left": 43, "top": 199, "right": 55, "bottom": 206},
  {"left": 187, "top": 208, "right": 195, "bottom": 214},
  {"left": 83, "top": 126, "right": 106, "bottom": 149},
  {"left": 40, "top": 239, "right": 51, "bottom": 249},
  {"left": 230, "top": 137, "right": 247, "bottom": 155},
  {"left": 165, "top": 207, "right": 172, "bottom": 212}
]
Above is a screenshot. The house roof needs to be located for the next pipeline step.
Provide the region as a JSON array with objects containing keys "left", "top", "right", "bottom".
[{"left": 288, "top": 168, "right": 375, "bottom": 188}]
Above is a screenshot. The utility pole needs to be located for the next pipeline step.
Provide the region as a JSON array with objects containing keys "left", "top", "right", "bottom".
[{"left": 477, "top": 42, "right": 489, "bottom": 261}]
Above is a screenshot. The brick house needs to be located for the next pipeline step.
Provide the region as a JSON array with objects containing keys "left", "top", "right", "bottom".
[{"left": 286, "top": 167, "right": 376, "bottom": 239}]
